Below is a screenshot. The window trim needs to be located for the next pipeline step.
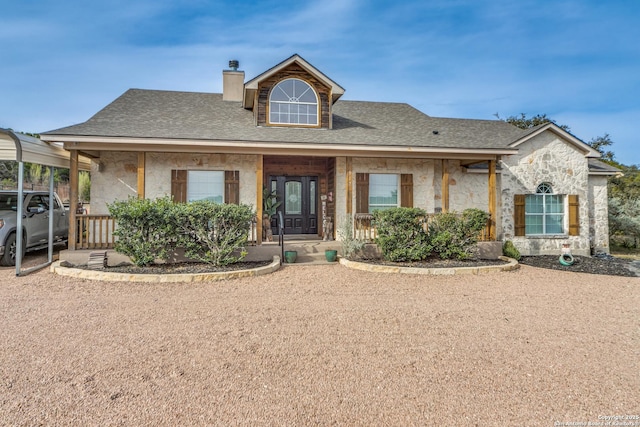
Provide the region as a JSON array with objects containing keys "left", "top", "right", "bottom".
[
  {"left": 524, "top": 183, "right": 565, "bottom": 236},
  {"left": 171, "top": 169, "right": 239, "bottom": 205},
  {"left": 187, "top": 170, "right": 225, "bottom": 203},
  {"left": 368, "top": 173, "right": 399, "bottom": 213},
  {"left": 267, "top": 78, "right": 320, "bottom": 127}
]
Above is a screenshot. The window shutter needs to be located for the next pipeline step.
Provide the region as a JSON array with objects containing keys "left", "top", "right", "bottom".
[
  {"left": 171, "top": 170, "right": 187, "bottom": 203},
  {"left": 568, "top": 195, "right": 579, "bottom": 236},
  {"left": 400, "top": 174, "right": 413, "bottom": 208},
  {"left": 225, "top": 170, "right": 240, "bottom": 205},
  {"left": 355, "top": 173, "right": 369, "bottom": 214},
  {"left": 514, "top": 194, "right": 525, "bottom": 236}
]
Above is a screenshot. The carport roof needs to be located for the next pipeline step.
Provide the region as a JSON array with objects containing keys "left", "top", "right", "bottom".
[{"left": 0, "top": 128, "right": 90, "bottom": 170}]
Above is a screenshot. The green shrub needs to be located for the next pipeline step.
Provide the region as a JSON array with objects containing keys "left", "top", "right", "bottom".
[
  {"left": 373, "top": 207, "right": 431, "bottom": 262},
  {"left": 502, "top": 240, "right": 521, "bottom": 260},
  {"left": 108, "top": 196, "right": 179, "bottom": 266},
  {"left": 338, "top": 215, "right": 366, "bottom": 259},
  {"left": 174, "top": 201, "right": 254, "bottom": 266},
  {"left": 428, "top": 208, "right": 489, "bottom": 260}
]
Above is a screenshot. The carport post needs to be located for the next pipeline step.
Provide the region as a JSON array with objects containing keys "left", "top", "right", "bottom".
[
  {"left": 15, "top": 162, "right": 24, "bottom": 276},
  {"left": 47, "top": 165, "right": 55, "bottom": 263}
]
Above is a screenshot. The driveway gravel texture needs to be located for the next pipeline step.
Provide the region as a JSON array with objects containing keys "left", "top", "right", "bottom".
[{"left": 1, "top": 259, "right": 638, "bottom": 426}]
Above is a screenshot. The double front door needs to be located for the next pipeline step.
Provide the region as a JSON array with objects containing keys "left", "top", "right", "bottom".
[{"left": 269, "top": 176, "right": 318, "bottom": 235}]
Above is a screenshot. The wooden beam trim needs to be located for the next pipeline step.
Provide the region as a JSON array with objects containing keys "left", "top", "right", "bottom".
[
  {"left": 68, "top": 150, "right": 79, "bottom": 250},
  {"left": 137, "top": 152, "right": 145, "bottom": 199},
  {"left": 256, "top": 155, "right": 264, "bottom": 245},
  {"left": 346, "top": 157, "right": 353, "bottom": 215},
  {"left": 441, "top": 159, "right": 449, "bottom": 213},
  {"left": 488, "top": 159, "right": 497, "bottom": 240}
]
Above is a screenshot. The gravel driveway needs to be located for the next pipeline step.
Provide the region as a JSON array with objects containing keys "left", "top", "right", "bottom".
[{"left": 1, "top": 262, "right": 638, "bottom": 426}]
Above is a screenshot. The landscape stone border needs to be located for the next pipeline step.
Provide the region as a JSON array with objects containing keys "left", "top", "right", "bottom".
[
  {"left": 50, "top": 256, "right": 281, "bottom": 283},
  {"left": 339, "top": 256, "right": 519, "bottom": 275},
  {"left": 50, "top": 255, "right": 519, "bottom": 282}
]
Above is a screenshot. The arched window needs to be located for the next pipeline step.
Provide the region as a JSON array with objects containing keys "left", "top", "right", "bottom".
[
  {"left": 525, "top": 183, "right": 564, "bottom": 234},
  {"left": 269, "top": 78, "right": 318, "bottom": 126}
]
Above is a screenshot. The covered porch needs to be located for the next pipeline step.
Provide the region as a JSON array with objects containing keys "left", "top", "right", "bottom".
[{"left": 64, "top": 150, "right": 500, "bottom": 252}]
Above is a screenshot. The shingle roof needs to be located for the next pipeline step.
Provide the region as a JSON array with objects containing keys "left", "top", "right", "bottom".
[
  {"left": 43, "top": 89, "right": 528, "bottom": 151},
  {"left": 588, "top": 158, "right": 622, "bottom": 174}
]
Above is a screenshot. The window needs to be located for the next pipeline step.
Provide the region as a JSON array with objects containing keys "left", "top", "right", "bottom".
[
  {"left": 355, "top": 173, "right": 412, "bottom": 214},
  {"left": 171, "top": 170, "right": 239, "bottom": 204},
  {"left": 269, "top": 78, "right": 318, "bottom": 125},
  {"left": 525, "top": 183, "right": 564, "bottom": 235},
  {"left": 369, "top": 174, "right": 398, "bottom": 213},
  {"left": 187, "top": 171, "right": 224, "bottom": 203}
]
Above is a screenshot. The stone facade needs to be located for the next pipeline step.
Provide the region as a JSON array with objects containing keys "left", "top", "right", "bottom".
[
  {"left": 333, "top": 157, "right": 436, "bottom": 235},
  {"left": 90, "top": 151, "right": 138, "bottom": 214},
  {"left": 90, "top": 136, "right": 610, "bottom": 257},
  {"left": 588, "top": 175, "right": 610, "bottom": 254},
  {"left": 90, "top": 152, "right": 259, "bottom": 214},
  {"left": 500, "top": 130, "right": 599, "bottom": 256}
]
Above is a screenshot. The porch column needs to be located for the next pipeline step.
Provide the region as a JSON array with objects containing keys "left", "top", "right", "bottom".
[
  {"left": 68, "top": 150, "right": 78, "bottom": 250},
  {"left": 441, "top": 159, "right": 449, "bottom": 212},
  {"left": 346, "top": 157, "right": 353, "bottom": 214},
  {"left": 256, "top": 154, "right": 263, "bottom": 244},
  {"left": 488, "top": 159, "right": 497, "bottom": 240},
  {"left": 137, "top": 152, "right": 145, "bottom": 199}
]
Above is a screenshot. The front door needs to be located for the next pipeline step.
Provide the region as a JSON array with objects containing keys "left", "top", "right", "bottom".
[{"left": 270, "top": 176, "right": 318, "bottom": 235}]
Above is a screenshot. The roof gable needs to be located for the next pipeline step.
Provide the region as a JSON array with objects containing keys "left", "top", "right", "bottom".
[
  {"left": 243, "top": 54, "right": 345, "bottom": 109},
  {"left": 509, "top": 122, "right": 601, "bottom": 158}
]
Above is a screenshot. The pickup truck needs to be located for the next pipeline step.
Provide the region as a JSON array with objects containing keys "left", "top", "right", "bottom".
[{"left": 0, "top": 191, "right": 69, "bottom": 266}]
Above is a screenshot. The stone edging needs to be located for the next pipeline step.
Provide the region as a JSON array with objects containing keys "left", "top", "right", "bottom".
[
  {"left": 338, "top": 256, "right": 519, "bottom": 275},
  {"left": 50, "top": 256, "right": 281, "bottom": 283}
]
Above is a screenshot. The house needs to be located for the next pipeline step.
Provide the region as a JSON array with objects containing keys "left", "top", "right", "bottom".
[{"left": 40, "top": 54, "right": 619, "bottom": 256}]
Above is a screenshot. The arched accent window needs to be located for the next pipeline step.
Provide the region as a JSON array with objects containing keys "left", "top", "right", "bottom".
[
  {"left": 536, "top": 183, "right": 553, "bottom": 194},
  {"left": 525, "top": 183, "right": 564, "bottom": 235},
  {"left": 269, "top": 78, "right": 318, "bottom": 126}
]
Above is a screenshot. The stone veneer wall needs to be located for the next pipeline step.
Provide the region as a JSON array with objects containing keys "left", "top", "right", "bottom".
[
  {"left": 447, "top": 161, "right": 491, "bottom": 213},
  {"left": 500, "top": 131, "right": 592, "bottom": 256},
  {"left": 90, "top": 152, "right": 258, "bottom": 214},
  {"left": 90, "top": 152, "right": 138, "bottom": 214},
  {"left": 334, "top": 157, "right": 435, "bottom": 240},
  {"left": 145, "top": 152, "right": 258, "bottom": 207},
  {"left": 588, "top": 175, "right": 610, "bottom": 254}
]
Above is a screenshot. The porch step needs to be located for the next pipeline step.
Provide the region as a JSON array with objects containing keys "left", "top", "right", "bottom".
[{"left": 276, "top": 239, "right": 341, "bottom": 265}]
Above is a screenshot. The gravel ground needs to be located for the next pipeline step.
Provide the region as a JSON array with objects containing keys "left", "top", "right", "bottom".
[
  {"left": 519, "top": 255, "right": 639, "bottom": 277},
  {"left": 1, "top": 258, "right": 639, "bottom": 426}
]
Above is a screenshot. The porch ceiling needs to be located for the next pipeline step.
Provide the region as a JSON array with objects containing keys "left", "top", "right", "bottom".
[{"left": 56, "top": 136, "right": 516, "bottom": 161}]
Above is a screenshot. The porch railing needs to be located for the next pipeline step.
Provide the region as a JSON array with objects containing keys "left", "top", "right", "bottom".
[
  {"left": 75, "top": 214, "right": 117, "bottom": 249},
  {"left": 353, "top": 213, "right": 493, "bottom": 243},
  {"left": 73, "top": 215, "right": 261, "bottom": 251}
]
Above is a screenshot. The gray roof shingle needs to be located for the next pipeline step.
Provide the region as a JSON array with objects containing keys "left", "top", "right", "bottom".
[{"left": 43, "top": 88, "right": 528, "bottom": 150}]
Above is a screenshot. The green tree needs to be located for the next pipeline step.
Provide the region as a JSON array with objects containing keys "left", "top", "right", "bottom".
[
  {"left": 588, "top": 134, "right": 616, "bottom": 162},
  {"left": 79, "top": 171, "right": 91, "bottom": 202},
  {"left": 496, "top": 112, "right": 570, "bottom": 132}
]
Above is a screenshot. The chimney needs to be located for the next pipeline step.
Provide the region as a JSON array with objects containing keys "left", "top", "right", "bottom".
[{"left": 222, "top": 59, "right": 244, "bottom": 102}]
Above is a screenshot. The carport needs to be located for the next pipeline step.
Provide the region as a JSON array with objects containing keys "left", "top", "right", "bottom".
[{"left": 0, "top": 128, "right": 91, "bottom": 275}]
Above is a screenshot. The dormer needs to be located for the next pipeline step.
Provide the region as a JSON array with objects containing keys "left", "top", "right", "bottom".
[{"left": 241, "top": 54, "right": 345, "bottom": 129}]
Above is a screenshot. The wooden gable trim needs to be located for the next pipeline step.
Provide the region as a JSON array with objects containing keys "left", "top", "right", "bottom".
[{"left": 256, "top": 62, "right": 332, "bottom": 129}]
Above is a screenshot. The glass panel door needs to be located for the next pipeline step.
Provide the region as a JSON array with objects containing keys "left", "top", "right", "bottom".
[
  {"left": 269, "top": 176, "right": 318, "bottom": 235},
  {"left": 285, "top": 181, "right": 302, "bottom": 215}
]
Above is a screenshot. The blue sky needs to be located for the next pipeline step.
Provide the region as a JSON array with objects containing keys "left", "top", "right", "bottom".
[{"left": 2, "top": 0, "right": 638, "bottom": 165}]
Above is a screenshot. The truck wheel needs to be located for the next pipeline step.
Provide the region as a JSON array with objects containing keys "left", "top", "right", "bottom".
[{"left": 0, "top": 233, "right": 23, "bottom": 267}]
